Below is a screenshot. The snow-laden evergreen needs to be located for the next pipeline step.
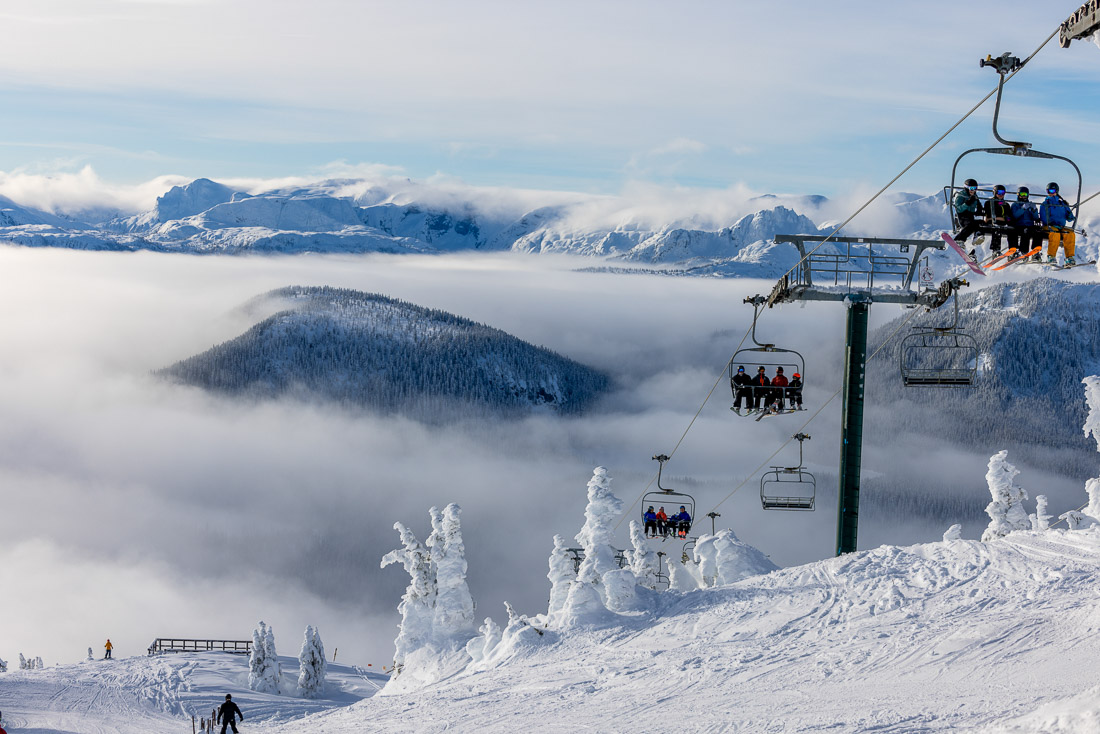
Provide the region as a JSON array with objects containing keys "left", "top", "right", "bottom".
[
  {"left": 560, "top": 467, "right": 624, "bottom": 624},
  {"left": 248, "top": 621, "right": 281, "bottom": 694},
  {"left": 982, "top": 450, "right": 1031, "bottom": 541},
  {"left": 296, "top": 626, "right": 326, "bottom": 699},
  {"left": 464, "top": 617, "right": 503, "bottom": 667},
  {"left": 86, "top": 648, "right": 93, "bottom": 662},
  {"left": 380, "top": 522, "right": 435, "bottom": 673},
  {"left": 0, "top": 656, "right": 6, "bottom": 673},
  {"left": 712, "top": 528, "right": 780, "bottom": 584},
  {"left": 432, "top": 504, "right": 475, "bottom": 638},
  {"left": 1080, "top": 376, "right": 1100, "bottom": 524},
  {"left": 19, "top": 654, "right": 27, "bottom": 670},
  {"left": 546, "top": 534, "right": 575, "bottom": 620},
  {"left": 627, "top": 520, "right": 660, "bottom": 590},
  {"left": 36, "top": 657, "right": 44, "bottom": 669},
  {"left": 694, "top": 534, "right": 720, "bottom": 587},
  {"left": 943, "top": 524, "right": 963, "bottom": 541},
  {"left": 1032, "top": 495, "right": 1053, "bottom": 531}
]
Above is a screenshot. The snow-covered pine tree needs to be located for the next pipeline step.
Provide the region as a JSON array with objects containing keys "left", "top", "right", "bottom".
[
  {"left": 713, "top": 528, "right": 779, "bottom": 584},
  {"left": 297, "top": 625, "right": 326, "bottom": 699},
  {"left": 981, "top": 450, "right": 1030, "bottom": 541},
  {"left": 1032, "top": 495, "right": 1052, "bottom": 531},
  {"left": 1060, "top": 510, "right": 1086, "bottom": 530},
  {"left": 380, "top": 521, "right": 436, "bottom": 673},
  {"left": 264, "top": 624, "right": 281, "bottom": 693},
  {"left": 0, "top": 656, "right": 6, "bottom": 673},
  {"left": 464, "top": 617, "right": 503, "bottom": 666},
  {"left": 35, "top": 657, "right": 43, "bottom": 669},
  {"left": 561, "top": 467, "right": 624, "bottom": 621},
  {"left": 432, "top": 503, "right": 475, "bottom": 639},
  {"left": 546, "top": 534, "right": 575, "bottom": 620},
  {"left": 1080, "top": 376, "right": 1100, "bottom": 524},
  {"left": 668, "top": 557, "right": 700, "bottom": 591},
  {"left": 248, "top": 621, "right": 280, "bottom": 693},
  {"left": 693, "top": 534, "right": 718, "bottom": 587},
  {"left": 87, "top": 647, "right": 94, "bottom": 661},
  {"left": 943, "top": 524, "right": 963, "bottom": 542},
  {"left": 628, "top": 520, "right": 660, "bottom": 590},
  {"left": 18, "top": 654, "right": 27, "bottom": 670}
]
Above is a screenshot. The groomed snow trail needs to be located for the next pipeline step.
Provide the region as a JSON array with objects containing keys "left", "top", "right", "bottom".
[{"left": 269, "top": 529, "right": 1100, "bottom": 733}]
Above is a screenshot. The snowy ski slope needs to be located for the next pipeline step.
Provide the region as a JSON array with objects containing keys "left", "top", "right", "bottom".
[{"left": 2, "top": 529, "right": 1097, "bottom": 732}]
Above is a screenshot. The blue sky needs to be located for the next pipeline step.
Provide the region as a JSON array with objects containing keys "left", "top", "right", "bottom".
[{"left": 0, "top": 0, "right": 1097, "bottom": 210}]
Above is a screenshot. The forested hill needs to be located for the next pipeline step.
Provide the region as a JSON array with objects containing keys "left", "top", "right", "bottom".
[
  {"left": 867, "top": 277, "right": 1100, "bottom": 476},
  {"left": 158, "top": 286, "right": 610, "bottom": 419}
]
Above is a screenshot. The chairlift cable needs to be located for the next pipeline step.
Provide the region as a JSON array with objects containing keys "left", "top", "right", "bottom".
[
  {"left": 1048, "top": 499, "right": 1090, "bottom": 529},
  {"left": 704, "top": 304, "right": 927, "bottom": 515},
  {"left": 773, "top": 26, "right": 1060, "bottom": 287}
]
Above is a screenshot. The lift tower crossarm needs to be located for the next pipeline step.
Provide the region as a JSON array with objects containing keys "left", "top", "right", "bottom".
[{"left": 1060, "top": 0, "right": 1100, "bottom": 48}]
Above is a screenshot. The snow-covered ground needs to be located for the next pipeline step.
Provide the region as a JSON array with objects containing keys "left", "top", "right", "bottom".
[
  {"left": 0, "top": 652, "right": 385, "bottom": 732},
  {"left": 2, "top": 529, "right": 1098, "bottom": 732}
]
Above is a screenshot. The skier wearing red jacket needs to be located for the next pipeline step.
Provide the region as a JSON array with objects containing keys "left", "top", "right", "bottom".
[{"left": 770, "top": 366, "right": 790, "bottom": 411}]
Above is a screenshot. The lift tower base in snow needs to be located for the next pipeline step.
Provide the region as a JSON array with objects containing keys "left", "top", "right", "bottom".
[{"left": 760, "top": 234, "right": 963, "bottom": 556}]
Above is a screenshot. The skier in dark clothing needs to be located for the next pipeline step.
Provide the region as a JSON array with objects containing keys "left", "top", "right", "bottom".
[
  {"left": 787, "top": 372, "right": 804, "bottom": 410},
  {"left": 750, "top": 367, "right": 771, "bottom": 410},
  {"left": 983, "top": 184, "right": 1013, "bottom": 257},
  {"left": 731, "top": 365, "right": 753, "bottom": 414},
  {"left": 952, "top": 178, "right": 985, "bottom": 256},
  {"left": 218, "top": 694, "right": 244, "bottom": 734}
]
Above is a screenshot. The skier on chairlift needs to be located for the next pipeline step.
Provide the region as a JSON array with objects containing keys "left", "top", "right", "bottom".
[
  {"left": 770, "top": 366, "right": 790, "bottom": 413},
  {"left": 643, "top": 506, "right": 658, "bottom": 538},
  {"left": 656, "top": 506, "right": 670, "bottom": 538},
  {"left": 750, "top": 366, "right": 771, "bottom": 412},
  {"left": 952, "top": 178, "right": 986, "bottom": 258},
  {"left": 788, "top": 372, "right": 804, "bottom": 411},
  {"left": 1041, "top": 182, "right": 1077, "bottom": 266},
  {"left": 731, "top": 365, "right": 753, "bottom": 414},
  {"left": 1009, "top": 186, "right": 1044, "bottom": 262},
  {"left": 674, "top": 505, "right": 692, "bottom": 538},
  {"left": 983, "top": 184, "right": 1012, "bottom": 258}
]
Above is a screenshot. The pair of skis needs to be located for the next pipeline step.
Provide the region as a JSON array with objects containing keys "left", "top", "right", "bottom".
[{"left": 941, "top": 234, "right": 1046, "bottom": 274}]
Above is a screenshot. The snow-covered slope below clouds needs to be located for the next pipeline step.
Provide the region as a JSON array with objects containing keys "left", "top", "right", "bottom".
[{"left": 279, "top": 528, "right": 1100, "bottom": 733}]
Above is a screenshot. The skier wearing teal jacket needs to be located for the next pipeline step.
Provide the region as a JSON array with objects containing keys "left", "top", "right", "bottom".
[
  {"left": 952, "top": 178, "right": 984, "bottom": 251},
  {"left": 1040, "top": 182, "right": 1077, "bottom": 265}
]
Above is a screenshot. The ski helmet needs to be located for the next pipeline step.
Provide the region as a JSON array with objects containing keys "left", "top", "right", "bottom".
[
  {"left": 1017, "top": 186, "right": 1030, "bottom": 199},
  {"left": 964, "top": 178, "right": 978, "bottom": 188},
  {"left": 994, "top": 184, "right": 1006, "bottom": 195},
  {"left": 1047, "top": 182, "right": 1060, "bottom": 193}
]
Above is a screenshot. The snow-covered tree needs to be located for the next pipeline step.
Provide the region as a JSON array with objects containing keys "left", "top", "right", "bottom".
[
  {"left": 982, "top": 450, "right": 1030, "bottom": 541},
  {"left": 668, "top": 558, "right": 700, "bottom": 591},
  {"left": 1060, "top": 510, "right": 1086, "bottom": 530},
  {"left": 248, "top": 621, "right": 281, "bottom": 694},
  {"left": 87, "top": 647, "right": 94, "bottom": 661},
  {"left": 432, "top": 503, "right": 475, "bottom": 638},
  {"left": 35, "top": 657, "right": 43, "bottom": 669},
  {"left": 464, "top": 616, "right": 503, "bottom": 666},
  {"left": 380, "top": 521, "right": 436, "bottom": 673},
  {"left": 693, "top": 534, "right": 719, "bottom": 587},
  {"left": 628, "top": 520, "right": 660, "bottom": 590},
  {"left": 1031, "top": 495, "right": 1052, "bottom": 531},
  {"left": 713, "top": 528, "right": 779, "bottom": 585},
  {"left": 0, "top": 656, "right": 6, "bottom": 673},
  {"left": 297, "top": 625, "right": 326, "bottom": 699},
  {"left": 546, "top": 534, "right": 575, "bottom": 620},
  {"left": 18, "top": 654, "right": 27, "bottom": 670},
  {"left": 943, "top": 524, "right": 963, "bottom": 542},
  {"left": 561, "top": 467, "right": 624, "bottom": 622},
  {"left": 1080, "top": 376, "right": 1100, "bottom": 524}
]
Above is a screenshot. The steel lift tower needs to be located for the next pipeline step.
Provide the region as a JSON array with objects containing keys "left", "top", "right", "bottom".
[{"left": 755, "top": 234, "right": 967, "bottom": 556}]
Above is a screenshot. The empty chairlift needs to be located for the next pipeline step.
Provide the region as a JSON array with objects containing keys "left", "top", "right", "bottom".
[
  {"left": 760, "top": 433, "right": 815, "bottom": 511},
  {"left": 900, "top": 291, "right": 977, "bottom": 388}
]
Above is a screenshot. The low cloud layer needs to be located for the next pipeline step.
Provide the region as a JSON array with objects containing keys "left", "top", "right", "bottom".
[{"left": 0, "top": 247, "right": 1090, "bottom": 666}]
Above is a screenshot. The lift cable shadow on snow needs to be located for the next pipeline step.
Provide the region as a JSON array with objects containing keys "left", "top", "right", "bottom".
[{"left": 616, "top": 21, "right": 1064, "bottom": 533}]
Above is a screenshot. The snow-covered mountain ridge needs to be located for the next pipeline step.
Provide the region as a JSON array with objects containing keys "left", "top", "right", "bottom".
[{"left": 157, "top": 286, "right": 610, "bottom": 418}]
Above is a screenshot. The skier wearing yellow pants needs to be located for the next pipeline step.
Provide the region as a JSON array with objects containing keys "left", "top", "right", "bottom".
[{"left": 1041, "top": 182, "right": 1078, "bottom": 266}]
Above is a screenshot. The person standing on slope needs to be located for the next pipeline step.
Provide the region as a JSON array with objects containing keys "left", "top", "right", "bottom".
[
  {"left": 1009, "top": 186, "right": 1044, "bottom": 262},
  {"left": 983, "top": 185, "right": 1012, "bottom": 258},
  {"left": 218, "top": 694, "right": 244, "bottom": 734},
  {"left": 1041, "top": 182, "right": 1077, "bottom": 266},
  {"left": 104, "top": 639, "right": 113, "bottom": 660},
  {"left": 952, "top": 178, "right": 985, "bottom": 258}
]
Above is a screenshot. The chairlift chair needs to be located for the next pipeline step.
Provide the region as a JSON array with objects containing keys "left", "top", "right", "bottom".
[
  {"left": 944, "top": 53, "right": 1083, "bottom": 234},
  {"left": 760, "top": 433, "right": 816, "bottom": 511},
  {"left": 730, "top": 296, "right": 806, "bottom": 416},
  {"left": 641, "top": 454, "right": 696, "bottom": 540},
  {"left": 900, "top": 291, "right": 977, "bottom": 388}
]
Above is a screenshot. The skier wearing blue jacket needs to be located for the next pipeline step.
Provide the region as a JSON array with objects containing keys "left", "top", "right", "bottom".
[
  {"left": 643, "top": 507, "right": 658, "bottom": 538},
  {"left": 1009, "top": 186, "right": 1044, "bottom": 262},
  {"left": 1040, "top": 182, "right": 1077, "bottom": 266}
]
